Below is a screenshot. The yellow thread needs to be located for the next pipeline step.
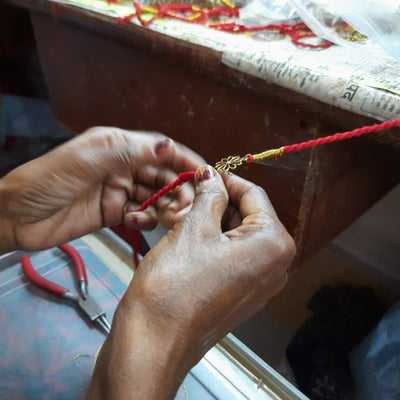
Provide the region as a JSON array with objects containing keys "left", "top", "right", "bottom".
[
  {"left": 252, "top": 147, "right": 284, "bottom": 161},
  {"left": 192, "top": 5, "right": 201, "bottom": 10},
  {"left": 221, "top": 0, "right": 236, "bottom": 8},
  {"left": 188, "top": 12, "right": 202, "bottom": 20},
  {"left": 141, "top": 6, "right": 158, "bottom": 13},
  {"left": 72, "top": 353, "right": 91, "bottom": 360},
  {"left": 346, "top": 30, "right": 368, "bottom": 42},
  {"left": 182, "top": 381, "right": 189, "bottom": 400},
  {"left": 94, "top": 345, "right": 102, "bottom": 365}
]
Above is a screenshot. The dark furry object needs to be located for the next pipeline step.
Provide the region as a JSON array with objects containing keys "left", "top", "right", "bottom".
[{"left": 287, "top": 285, "right": 384, "bottom": 400}]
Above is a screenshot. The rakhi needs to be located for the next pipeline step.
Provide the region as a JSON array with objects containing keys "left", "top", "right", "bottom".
[{"left": 138, "top": 118, "right": 400, "bottom": 213}]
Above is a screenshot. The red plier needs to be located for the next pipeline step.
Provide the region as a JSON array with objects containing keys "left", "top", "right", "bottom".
[{"left": 21, "top": 243, "right": 111, "bottom": 334}]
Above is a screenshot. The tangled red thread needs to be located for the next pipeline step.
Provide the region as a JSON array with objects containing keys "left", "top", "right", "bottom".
[{"left": 115, "top": 2, "right": 332, "bottom": 49}]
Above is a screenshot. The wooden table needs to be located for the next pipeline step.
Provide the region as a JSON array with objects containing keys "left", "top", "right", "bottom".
[{"left": 5, "top": 0, "right": 400, "bottom": 264}]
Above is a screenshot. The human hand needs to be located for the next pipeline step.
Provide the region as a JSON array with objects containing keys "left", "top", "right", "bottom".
[
  {"left": 87, "top": 165, "right": 295, "bottom": 400},
  {"left": 0, "top": 127, "right": 204, "bottom": 253}
]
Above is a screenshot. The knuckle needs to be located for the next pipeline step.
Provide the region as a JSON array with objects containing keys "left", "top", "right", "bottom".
[
  {"left": 250, "top": 219, "right": 296, "bottom": 271},
  {"left": 83, "top": 126, "right": 109, "bottom": 137},
  {"left": 154, "top": 169, "right": 168, "bottom": 188},
  {"left": 271, "top": 230, "right": 296, "bottom": 267},
  {"left": 245, "top": 182, "right": 267, "bottom": 199},
  {"left": 82, "top": 127, "right": 124, "bottom": 147},
  {"left": 149, "top": 130, "right": 166, "bottom": 138},
  {"left": 195, "top": 187, "right": 229, "bottom": 211},
  {"left": 253, "top": 184, "right": 267, "bottom": 197},
  {"left": 198, "top": 185, "right": 225, "bottom": 198},
  {"left": 149, "top": 131, "right": 170, "bottom": 143}
]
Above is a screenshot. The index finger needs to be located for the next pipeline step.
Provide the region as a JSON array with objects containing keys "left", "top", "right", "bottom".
[{"left": 140, "top": 132, "right": 206, "bottom": 173}]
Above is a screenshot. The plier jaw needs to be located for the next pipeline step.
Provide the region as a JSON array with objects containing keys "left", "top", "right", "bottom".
[{"left": 78, "top": 296, "right": 112, "bottom": 333}]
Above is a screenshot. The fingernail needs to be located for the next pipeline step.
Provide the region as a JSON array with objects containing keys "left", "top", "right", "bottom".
[
  {"left": 195, "top": 165, "right": 217, "bottom": 186},
  {"left": 155, "top": 139, "right": 170, "bottom": 154},
  {"left": 126, "top": 213, "right": 141, "bottom": 227}
]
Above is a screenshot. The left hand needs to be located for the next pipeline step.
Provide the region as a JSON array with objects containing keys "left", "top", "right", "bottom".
[{"left": 0, "top": 127, "right": 204, "bottom": 253}]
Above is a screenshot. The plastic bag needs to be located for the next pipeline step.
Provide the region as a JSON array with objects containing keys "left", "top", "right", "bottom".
[
  {"left": 289, "top": 0, "right": 400, "bottom": 59},
  {"left": 240, "top": 0, "right": 298, "bottom": 25}
]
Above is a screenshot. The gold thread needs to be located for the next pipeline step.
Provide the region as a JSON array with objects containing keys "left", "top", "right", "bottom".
[
  {"left": 94, "top": 344, "right": 102, "bottom": 365},
  {"left": 346, "top": 30, "right": 368, "bottom": 42},
  {"left": 141, "top": 6, "right": 158, "bottom": 13},
  {"left": 72, "top": 353, "right": 91, "bottom": 360},
  {"left": 252, "top": 147, "right": 284, "bottom": 161},
  {"left": 188, "top": 12, "right": 202, "bottom": 20},
  {"left": 182, "top": 381, "right": 189, "bottom": 400},
  {"left": 335, "top": 25, "right": 368, "bottom": 42},
  {"left": 221, "top": 0, "right": 236, "bottom": 8}
]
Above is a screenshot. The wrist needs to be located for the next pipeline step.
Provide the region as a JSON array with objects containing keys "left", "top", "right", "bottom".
[
  {"left": 87, "top": 292, "right": 190, "bottom": 400},
  {"left": 0, "top": 177, "right": 17, "bottom": 254}
]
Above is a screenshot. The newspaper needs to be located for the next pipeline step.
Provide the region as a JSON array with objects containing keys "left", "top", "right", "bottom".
[
  {"left": 222, "top": 40, "right": 400, "bottom": 121},
  {"left": 49, "top": 0, "right": 400, "bottom": 121}
]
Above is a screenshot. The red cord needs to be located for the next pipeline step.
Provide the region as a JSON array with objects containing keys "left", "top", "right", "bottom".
[
  {"left": 283, "top": 119, "right": 400, "bottom": 153},
  {"left": 132, "top": 171, "right": 195, "bottom": 269},
  {"left": 138, "top": 171, "right": 196, "bottom": 212}
]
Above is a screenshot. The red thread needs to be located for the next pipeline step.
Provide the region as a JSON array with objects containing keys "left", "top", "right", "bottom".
[
  {"left": 246, "top": 154, "right": 254, "bottom": 162},
  {"left": 129, "top": 2, "right": 238, "bottom": 27},
  {"left": 283, "top": 118, "right": 400, "bottom": 154},
  {"left": 132, "top": 171, "right": 195, "bottom": 268},
  {"left": 118, "top": 13, "right": 136, "bottom": 23},
  {"left": 116, "top": 3, "right": 331, "bottom": 49},
  {"left": 138, "top": 171, "right": 196, "bottom": 212},
  {"left": 209, "top": 21, "right": 331, "bottom": 49}
]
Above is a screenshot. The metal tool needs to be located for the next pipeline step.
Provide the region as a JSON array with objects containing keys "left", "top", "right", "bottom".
[{"left": 21, "top": 243, "right": 111, "bottom": 334}]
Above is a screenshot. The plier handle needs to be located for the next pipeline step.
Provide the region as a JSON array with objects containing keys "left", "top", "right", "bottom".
[{"left": 21, "top": 243, "right": 111, "bottom": 334}]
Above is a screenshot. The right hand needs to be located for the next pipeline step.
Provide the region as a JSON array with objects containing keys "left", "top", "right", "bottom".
[{"left": 88, "top": 165, "right": 295, "bottom": 400}]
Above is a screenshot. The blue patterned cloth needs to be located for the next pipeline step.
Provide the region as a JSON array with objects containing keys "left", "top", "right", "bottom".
[{"left": 0, "top": 239, "right": 127, "bottom": 399}]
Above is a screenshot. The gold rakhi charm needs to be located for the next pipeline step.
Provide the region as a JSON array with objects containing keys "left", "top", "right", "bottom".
[{"left": 215, "top": 155, "right": 248, "bottom": 172}]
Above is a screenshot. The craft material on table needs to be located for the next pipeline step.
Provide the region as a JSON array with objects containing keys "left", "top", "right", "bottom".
[
  {"left": 117, "top": 1, "right": 332, "bottom": 49},
  {"left": 22, "top": 243, "right": 112, "bottom": 334}
]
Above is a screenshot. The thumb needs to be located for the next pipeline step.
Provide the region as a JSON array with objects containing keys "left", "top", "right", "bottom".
[{"left": 185, "top": 165, "right": 228, "bottom": 238}]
